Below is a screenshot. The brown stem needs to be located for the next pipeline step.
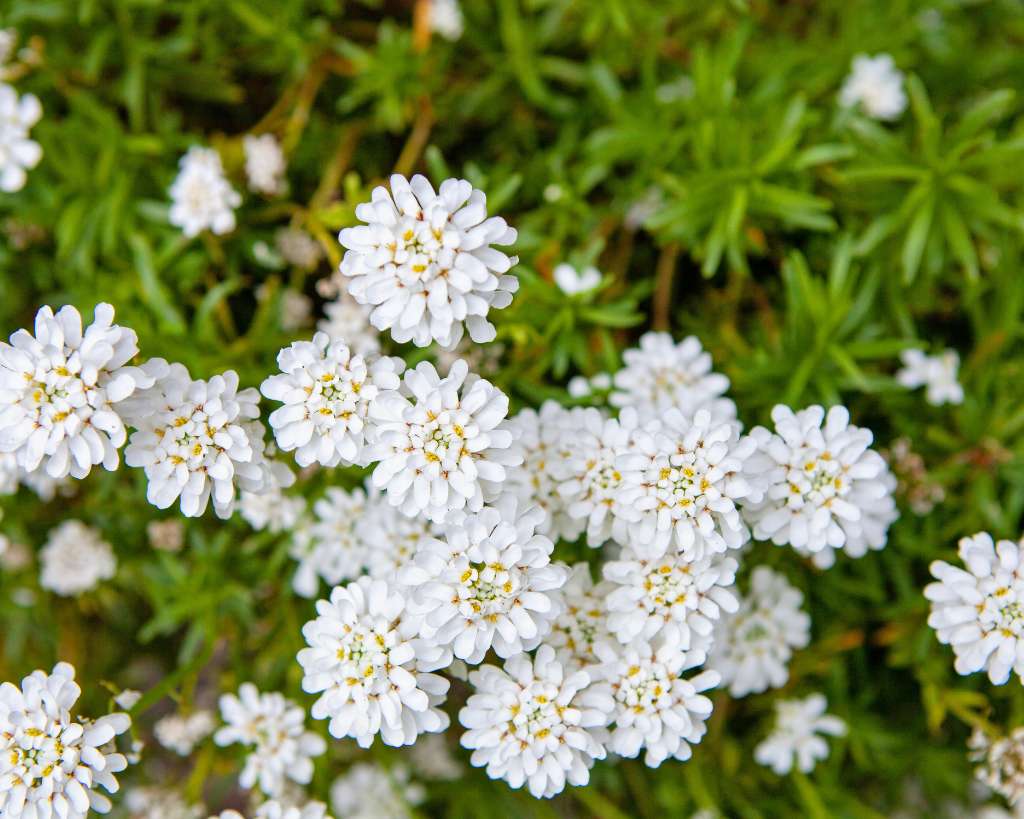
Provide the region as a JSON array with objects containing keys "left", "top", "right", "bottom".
[{"left": 653, "top": 241, "right": 680, "bottom": 331}]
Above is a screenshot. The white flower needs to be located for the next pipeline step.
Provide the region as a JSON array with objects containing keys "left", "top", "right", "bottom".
[
  {"left": 399, "top": 496, "right": 568, "bottom": 664},
  {"left": 589, "top": 639, "right": 718, "bottom": 767},
  {"left": 547, "top": 562, "right": 614, "bottom": 671},
  {"left": 261, "top": 332, "right": 403, "bottom": 468},
  {"left": 553, "top": 264, "right": 601, "bottom": 295},
  {"left": 557, "top": 407, "right": 642, "bottom": 547},
  {"left": 925, "top": 532, "right": 1024, "bottom": 685},
  {"left": 40, "top": 520, "right": 116, "bottom": 596},
  {"left": 971, "top": 727, "right": 1024, "bottom": 808},
  {"left": 708, "top": 566, "right": 810, "bottom": 697},
  {"left": 279, "top": 290, "right": 312, "bottom": 332},
  {"left": 154, "top": 709, "right": 215, "bottom": 756},
  {"left": 896, "top": 348, "right": 964, "bottom": 406},
  {"left": 298, "top": 576, "right": 450, "bottom": 748},
  {"left": 124, "top": 363, "right": 269, "bottom": 518},
  {"left": 357, "top": 485, "right": 438, "bottom": 582},
  {"left": 168, "top": 147, "right": 241, "bottom": 237},
  {"left": 318, "top": 295, "right": 380, "bottom": 357},
  {"left": 240, "top": 483, "right": 305, "bottom": 533},
  {"left": 567, "top": 376, "right": 591, "bottom": 398},
  {"left": 255, "top": 800, "right": 332, "bottom": 819},
  {"left": 0, "top": 662, "right": 132, "bottom": 817},
  {"left": 125, "top": 786, "right": 203, "bottom": 819},
  {"left": 114, "top": 689, "right": 142, "bottom": 710},
  {"left": 0, "top": 83, "right": 42, "bottom": 192},
  {"left": 742, "top": 405, "right": 898, "bottom": 568},
  {"left": 754, "top": 693, "right": 846, "bottom": 775},
  {"left": 330, "top": 763, "right": 424, "bottom": 819},
  {"left": 610, "top": 333, "right": 735, "bottom": 423},
  {"left": 214, "top": 683, "right": 326, "bottom": 797},
  {"left": 620, "top": 408, "right": 763, "bottom": 560},
  {"left": 276, "top": 228, "right": 323, "bottom": 270},
  {"left": 244, "top": 134, "right": 286, "bottom": 196},
  {"left": 503, "top": 402, "right": 585, "bottom": 542},
  {"left": 603, "top": 543, "right": 738, "bottom": 656},
  {"left": 839, "top": 54, "right": 907, "bottom": 120},
  {"left": 0, "top": 303, "right": 156, "bottom": 479},
  {"left": 338, "top": 174, "right": 519, "bottom": 349},
  {"left": 407, "top": 733, "right": 463, "bottom": 781},
  {"left": 428, "top": 0, "right": 464, "bottom": 41},
  {"left": 369, "top": 359, "right": 520, "bottom": 524},
  {"left": 290, "top": 486, "right": 366, "bottom": 598},
  {"left": 459, "top": 645, "right": 608, "bottom": 799}
]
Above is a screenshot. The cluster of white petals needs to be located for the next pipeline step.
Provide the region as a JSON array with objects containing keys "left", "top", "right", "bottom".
[
  {"left": 339, "top": 174, "right": 518, "bottom": 349},
  {"left": 154, "top": 709, "right": 215, "bottom": 756},
  {"left": 40, "top": 519, "right": 116, "bottom": 596},
  {"left": 970, "top": 727, "right": 1024, "bottom": 808},
  {"left": 708, "top": 566, "right": 810, "bottom": 697},
  {"left": 290, "top": 486, "right": 366, "bottom": 597},
  {"left": 553, "top": 263, "right": 601, "bottom": 296},
  {"left": 240, "top": 482, "right": 304, "bottom": 534},
  {"left": 926, "top": 532, "right": 1024, "bottom": 685},
  {"left": 754, "top": 693, "right": 846, "bottom": 775},
  {"left": 896, "top": 348, "right": 964, "bottom": 406},
  {"left": 0, "top": 82, "right": 42, "bottom": 192},
  {"left": 546, "top": 563, "right": 613, "bottom": 671},
  {"left": 168, "top": 147, "right": 241, "bottom": 237},
  {"left": 0, "top": 662, "right": 132, "bottom": 817},
  {"left": 839, "top": 53, "right": 907, "bottom": 120},
  {"left": 357, "top": 486, "right": 438, "bottom": 581},
  {"left": 742, "top": 404, "right": 898, "bottom": 568},
  {"left": 214, "top": 683, "right": 326, "bottom": 797},
  {"left": 427, "top": 0, "right": 464, "bottom": 42},
  {"left": 317, "top": 295, "right": 380, "bottom": 357},
  {"left": 243, "top": 133, "right": 286, "bottom": 196},
  {"left": 298, "top": 576, "right": 450, "bottom": 748},
  {"left": 330, "top": 763, "right": 424, "bottom": 819}
]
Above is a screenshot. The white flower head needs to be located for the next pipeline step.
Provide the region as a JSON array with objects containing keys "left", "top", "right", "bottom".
[
  {"left": 547, "top": 562, "right": 614, "bottom": 671},
  {"left": 339, "top": 174, "right": 519, "bottom": 349},
  {"left": 243, "top": 133, "right": 286, "bottom": 196},
  {"left": 124, "top": 786, "right": 202, "bottom": 819},
  {"left": 290, "top": 486, "right": 366, "bottom": 598},
  {"left": 621, "top": 408, "right": 764, "bottom": 560},
  {"left": 925, "top": 532, "right": 1024, "bottom": 685},
  {"left": 742, "top": 405, "right": 898, "bottom": 568},
  {"left": 298, "top": 576, "right": 450, "bottom": 748},
  {"left": 839, "top": 53, "right": 907, "bottom": 121},
  {"left": 428, "top": 0, "right": 464, "bottom": 41},
  {"left": 276, "top": 227, "right": 323, "bottom": 270},
  {"left": 330, "top": 763, "right": 424, "bottom": 819},
  {"left": 0, "top": 83, "right": 42, "bottom": 192},
  {"left": 214, "top": 683, "right": 326, "bottom": 797},
  {"left": 400, "top": 495, "right": 568, "bottom": 664},
  {"left": 318, "top": 295, "right": 380, "bottom": 357},
  {"left": 154, "top": 709, "right": 215, "bottom": 756},
  {"left": 708, "top": 566, "right": 811, "bottom": 697},
  {"left": 0, "top": 303, "right": 156, "bottom": 479},
  {"left": 971, "top": 727, "right": 1024, "bottom": 808},
  {"left": 610, "top": 333, "right": 736, "bottom": 423},
  {"left": 603, "top": 543, "right": 738, "bottom": 656},
  {"left": 459, "top": 645, "right": 609, "bottom": 799},
  {"left": 896, "top": 348, "right": 964, "bottom": 406},
  {"left": 0, "top": 662, "right": 132, "bottom": 817},
  {"left": 589, "top": 639, "right": 719, "bottom": 767},
  {"left": 407, "top": 733, "right": 463, "bottom": 781},
  {"left": 369, "top": 359, "right": 520, "bottom": 524},
  {"left": 754, "top": 693, "right": 846, "bottom": 775},
  {"left": 503, "top": 401, "right": 585, "bottom": 542},
  {"left": 124, "top": 363, "right": 269, "bottom": 518},
  {"left": 168, "top": 146, "right": 241, "bottom": 237},
  {"left": 254, "top": 800, "right": 332, "bottom": 819},
  {"left": 357, "top": 485, "right": 439, "bottom": 582},
  {"left": 261, "top": 332, "right": 403, "bottom": 468},
  {"left": 240, "top": 482, "right": 305, "bottom": 534},
  {"left": 553, "top": 263, "right": 601, "bottom": 296},
  {"left": 40, "top": 520, "right": 116, "bottom": 596}
]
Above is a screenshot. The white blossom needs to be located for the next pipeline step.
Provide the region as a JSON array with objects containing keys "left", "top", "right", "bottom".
[
  {"left": 338, "top": 174, "right": 518, "bottom": 349},
  {"left": 244, "top": 134, "right": 286, "bottom": 196},
  {"left": 168, "top": 147, "right": 241, "bottom": 237},
  {"left": 279, "top": 290, "right": 312, "bottom": 332},
  {"left": 214, "top": 683, "right": 326, "bottom": 797},
  {"left": 254, "top": 800, "right": 332, "bottom": 819},
  {"left": 330, "top": 763, "right": 424, "bottom": 819},
  {"left": 124, "top": 787, "right": 202, "bottom": 819},
  {"left": 0, "top": 82, "right": 42, "bottom": 192},
  {"left": 400, "top": 496, "right": 568, "bottom": 664},
  {"left": 0, "top": 303, "right": 156, "bottom": 479},
  {"left": 896, "top": 348, "right": 964, "bottom": 406},
  {"left": 114, "top": 689, "right": 142, "bottom": 710},
  {"left": 925, "top": 532, "right": 1024, "bottom": 685},
  {"left": 547, "top": 562, "right": 614, "bottom": 671},
  {"left": 0, "top": 662, "right": 132, "bottom": 817},
  {"left": 124, "top": 363, "right": 269, "bottom": 518},
  {"left": 240, "top": 483, "right": 305, "bottom": 534},
  {"left": 609, "top": 333, "right": 736, "bottom": 423},
  {"left": 428, "top": 0, "right": 464, "bottom": 41},
  {"left": 357, "top": 485, "right": 438, "bottom": 582},
  {"left": 839, "top": 54, "right": 907, "bottom": 120},
  {"left": 589, "top": 639, "right": 718, "bottom": 767},
  {"left": 154, "top": 709, "right": 215, "bottom": 756},
  {"left": 261, "top": 332, "right": 402, "bottom": 468},
  {"left": 369, "top": 359, "right": 520, "bottom": 524},
  {"left": 318, "top": 295, "right": 380, "bottom": 357},
  {"left": 708, "top": 566, "right": 810, "bottom": 697},
  {"left": 553, "top": 263, "right": 601, "bottom": 296},
  {"left": 754, "top": 693, "right": 846, "bottom": 775},
  {"left": 407, "top": 733, "right": 463, "bottom": 781},
  {"left": 971, "top": 727, "right": 1024, "bottom": 808},
  {"left": 290, "top": 486, "right": 366, "bottom": 598},
  {"left": 276, "top": 228, "right": 323, "bottom": 270},
  {"left": 40, "top": 519, "right": 116, "bottom": 596},
  {"left": 603, "top": 543, "right": 738, "bottom": 656},
  {"left": 742, "top": 404, "right": 898, "bottom": 568},
  {"left": 459, "top": 645, "right": 609, "bottom": 799},
  {"left": 297, "top": 576, "right": 450, "bottom": 748}
]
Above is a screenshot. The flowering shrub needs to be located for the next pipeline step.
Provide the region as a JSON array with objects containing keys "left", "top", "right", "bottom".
[{"left": 0, "top": 2, "right": 1023, "bottom": 817}]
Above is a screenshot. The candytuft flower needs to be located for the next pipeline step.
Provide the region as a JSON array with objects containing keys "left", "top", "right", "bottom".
[
  {"left": 553, "top": 263, "right": 601, "bottom": 296},
  {"left": 40, "top": 519, "right": 116, "bottom": 596},
  {"left": 168, "top": 147, "right": 241, "bottom": 237},
  {"left": 154, "top": 709, "right": 214, "bottom": 756},
  {"left": 243, "top": 133, "right": 286, "bottom": 196},
  {"left": 330, "top": 763, "right": 424, "bottom": 819},
  {"left": 338, "top": 174, "right": 518, "bottom": 349},
  {"left": 896, "top": 348, "right": 964, "bottom": 406},
  {"left": 839, "top": 53, "right": 907, "bottom": 121},
  {"left": 754, "top": 693, "right": 846, "bottom": 775},
  {"left": 0, "top": 82, "right": 42, "bottom": 192},
  {"left": 427, "top": 0, "right": 464, "bottom": 41},
  {"left": 290, "top": 486, "right": 366, "bottom": 598},
  {"left": 547, "top": 562, "right": 614, "bottom": 671}
]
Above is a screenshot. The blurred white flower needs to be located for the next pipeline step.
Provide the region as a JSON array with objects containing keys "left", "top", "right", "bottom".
[
  {"left": 125, "top": 786, "right": 202, "bottom": 819},
  {"left": 553, "top": 263, "right": 601, "bottom": 296},
  {"left": 154, "top": 709, "right": 215, "bottom": 756},
  {"left": 839, "top": 54, "right": 906, "bottom": 120},
  {"left": 330, "top": 763, "right": 424, "bottom": 819},
  {"left": 114, "top": 688, "right": 142, "bottom": 710},
  {"left": 896, "top": 348, "right": 964, "bottom": 406},
  {"left": 408, "top": 733, "right": 463, "bottom": 781},
  {"left": 0, "top": 82, "right": 42, "bottom": 191},
  {"left": 240, "top": 483, "right": 304, "bottom": 534},
  {"left": 290, "top": 486, "right": 366, "bottom": 598},
  {"left": 339, "top": 174, "right": 518, "bottom": 349},
  {"left": 546, "top": 562, "right": 614, "bottom": 671},
  {"left": 318, "top": 295, "right": 380, "bottom": 357},
  {"left": 255, "top": 800, "right": 332, "bottom": 819},
  {"left": 169, "top": 146, "right": 241, "bottom": 237},
  {"left": 40, "top": 519, "right": 116, "bottom": 596},
  {"left": 428, "top": 0, "right": 464, "bottom": 41},
  {"left": 971, "top": 727, "right": 1024, "bottom": 809},
  {"left": 276, "top": 227, "right": 323, "bottom": 270},
  {"left": 358, "top": 485, "right": 438, "bottom": 582},
  {"left": 244, "top": 133, "right": 286, "bottom": 196},
  {"left": 279, "top": 290, "right": 313, "bottom": 332},
  {"left": 754, "top": 694, "right": 846, "bottom": 775}
]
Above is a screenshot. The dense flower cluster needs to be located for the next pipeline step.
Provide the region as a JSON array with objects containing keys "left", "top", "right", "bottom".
[
  {"left": 168, "top": 146, "right": 241, "bottom": 237},
  {"left": 0, "top": 82, "right": 41, "bottom": 192},
  {"left": 754, "top": 694, "right": 847, "bottom": 775}
]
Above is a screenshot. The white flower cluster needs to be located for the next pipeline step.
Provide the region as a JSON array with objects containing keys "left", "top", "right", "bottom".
[
  {"left": 971, "top": 727, "right": 1024, "bottom": 808},
  {"left": 168, "top": 146, "right": 241, "bottom": 237},
  {"left": 244, "top": 133, "right": 286, "bottom": 196},
  {"left": 40, "top": 519, "right": 116, "bottom": 596},
  {"left": 154, "top": 709, "right": 215, "bottom": 756},
  {"left": 896, "top": 348, "right": 964, "bottom": 406},
  {"left": 839, "top": 53, "right": 907, "bottom": 121},
  {"left": 0, "top": 81, "right": 42, "bottom": 192},
  {"left": 754, "top": 693, "right": 846, "bottom": 775}
]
